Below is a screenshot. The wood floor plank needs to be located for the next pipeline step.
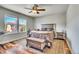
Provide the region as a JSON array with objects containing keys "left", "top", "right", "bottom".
[{"left": 43, "top": 39, "right": 71, "bottom": 54}]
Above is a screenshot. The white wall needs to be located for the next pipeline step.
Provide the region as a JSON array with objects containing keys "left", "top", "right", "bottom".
[
  {"left": 34, "top": 13, "right": 66, "bottom": 32},
  {"left": 67, "top": 5, "right": 79, "bottom": 53}
]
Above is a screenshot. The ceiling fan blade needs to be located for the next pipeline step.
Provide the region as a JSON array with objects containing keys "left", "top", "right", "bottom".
[
  {"left": 29, "top": 11, "right": 32, "bottom": 13},
  {"left": 37, "top": 9, "right": 45, "bottom": 11},
  {"left": 24, "top": 7, "right": 32, "bottom": 10}
]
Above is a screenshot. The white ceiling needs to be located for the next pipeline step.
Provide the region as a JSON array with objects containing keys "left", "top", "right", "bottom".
[{"left": 0, "top": 4, "right": 69, "bottom": 17}]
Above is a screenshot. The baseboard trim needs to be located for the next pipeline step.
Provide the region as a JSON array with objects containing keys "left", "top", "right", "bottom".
[{"left": 64, "top": 38, "right": 73, "bottom": 54}]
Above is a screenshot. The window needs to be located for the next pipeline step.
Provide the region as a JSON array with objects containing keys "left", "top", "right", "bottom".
[
  {"left": 5, "top": 16, "right": 17, "bottom": 32},
  {"left": 4, "top": 15, "right": 27, "bottom": 33},
  {"left": 19, "top": 18, "right": 27, "bottom": 32}
]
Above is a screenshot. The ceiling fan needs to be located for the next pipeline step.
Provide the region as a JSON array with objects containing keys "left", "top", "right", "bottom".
[{"left": 24, "top": 4, "right": 46, "bottom": 14}]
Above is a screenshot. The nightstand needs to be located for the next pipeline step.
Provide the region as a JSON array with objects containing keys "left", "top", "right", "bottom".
[{"left": 55, "top": 32, "right": 66, "bottom": 39}]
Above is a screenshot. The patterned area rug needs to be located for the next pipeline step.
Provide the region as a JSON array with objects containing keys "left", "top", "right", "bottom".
[
  {"left": 25, "top": 48, "right": 43, "bottom": 54},
  {"left": 15, "top": 47, "right": 43, "bottom": 54},
  {"left": 0, "top": 42, "right": 43, "bottom": 54}
]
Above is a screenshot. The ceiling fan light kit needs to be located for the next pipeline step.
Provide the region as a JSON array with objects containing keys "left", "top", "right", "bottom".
[{"left": 32, "top": 10, "right": 37, "bottom": 14}]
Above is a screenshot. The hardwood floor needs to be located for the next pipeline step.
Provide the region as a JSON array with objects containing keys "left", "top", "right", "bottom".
[
  {"left": 43, "top": 39, "right": 71, "bottom": 54},
  {"left": 0, "top": 38, "right": 71, "bottom": 54}
]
